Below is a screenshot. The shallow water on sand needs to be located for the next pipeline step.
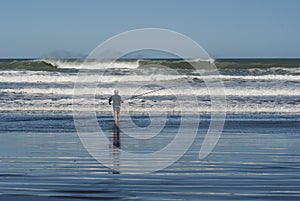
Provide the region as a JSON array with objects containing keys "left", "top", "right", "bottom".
[{"left": 0, "top": 113, "right": 300, "bottom": 200}]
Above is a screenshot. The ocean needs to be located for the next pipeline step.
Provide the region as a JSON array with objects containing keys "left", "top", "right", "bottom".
[{"left": 0, "top": 58, "right": 300, "bottom": 200}]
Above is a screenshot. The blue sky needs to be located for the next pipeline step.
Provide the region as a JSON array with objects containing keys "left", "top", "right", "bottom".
[{"left": 0, "top": 0, "right": 299, "bottom": 58}]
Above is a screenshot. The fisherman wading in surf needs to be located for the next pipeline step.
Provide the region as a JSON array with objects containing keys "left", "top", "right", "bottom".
[{"left": 109, "top": 90, "right": 123, "bottom": 123}]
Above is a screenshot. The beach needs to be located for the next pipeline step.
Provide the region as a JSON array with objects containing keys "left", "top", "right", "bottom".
[{"left": 0, "top": 59, "right": 300, "bottom": 200}]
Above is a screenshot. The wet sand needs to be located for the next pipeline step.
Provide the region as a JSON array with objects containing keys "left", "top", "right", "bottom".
[{"left": 0, "top": 113, "right": 300, "bottom": 200}]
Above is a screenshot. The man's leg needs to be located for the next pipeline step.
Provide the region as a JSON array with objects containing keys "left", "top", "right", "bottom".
[
  {"left": 114, "top": 111, "right": 117, "bottom": 123},
  {"left": 116, "top": 107, "right": 120, "bottom": 123},
  {"left": 113, "top": 107, "right": 117, "bottom": 123}
]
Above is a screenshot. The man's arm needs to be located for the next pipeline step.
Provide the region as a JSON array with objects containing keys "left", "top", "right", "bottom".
[{"left": 108, "top": 96, "right": 112, "bottom": 105}]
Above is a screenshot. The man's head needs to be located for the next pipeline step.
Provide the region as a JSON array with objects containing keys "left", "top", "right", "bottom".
[{"left": 114, "top": 89, "right": 119, "bottom": 95}]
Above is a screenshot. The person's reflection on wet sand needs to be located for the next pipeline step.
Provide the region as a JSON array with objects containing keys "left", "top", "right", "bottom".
[
  {"left": 113, "top": 122, "right": 120, "bottom": 148},
  {"left": 112, "top": 122, "right": 120, "bottom": 174}
]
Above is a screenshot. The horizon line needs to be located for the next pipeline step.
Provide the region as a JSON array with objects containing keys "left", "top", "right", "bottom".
[{"left": 1, "top": 57, "right": 300, "bottom": 60}]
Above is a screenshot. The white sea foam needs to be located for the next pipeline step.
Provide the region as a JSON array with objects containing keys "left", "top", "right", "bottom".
[
  {"left": 0, "top": 65, "right": 299, "bottom": 114},
  {"left": 1, "top": 71, "right": 300, "bottom": 84},
  {"left": 218, "top": 74, "right": 300, "bottom": 81},
  {"left": 2, "top": 87, "right": 300, "bottom": 97},
  {"left": 52, "top": 60, "right": 139, "bottom": 69},
  {"left": 1, "top": 84, "right": 299, "bottom": 114},
  {"left": 0, "top": 73, "right": 189, "bottom": 83},
  {"left": 0, "top": 98, "right": 299, "bottom": 114}
]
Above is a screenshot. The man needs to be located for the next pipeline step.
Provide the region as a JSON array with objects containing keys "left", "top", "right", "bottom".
[{"left": 109, "top": 90, "right": 123, "bottom": 122}]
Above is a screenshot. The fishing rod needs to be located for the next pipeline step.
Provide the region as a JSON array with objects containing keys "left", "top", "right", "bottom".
[{"left": 125, "top": 86, "right": 170, "bottom": 100}]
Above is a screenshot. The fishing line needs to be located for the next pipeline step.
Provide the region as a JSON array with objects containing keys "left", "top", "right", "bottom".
[{"left": 125, "top": 86, "right": 174, "bottom": 100}]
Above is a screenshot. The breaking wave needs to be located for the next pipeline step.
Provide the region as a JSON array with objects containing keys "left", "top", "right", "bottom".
[{"left": 1, "top": 58, "right": 300, "bottom": 74}]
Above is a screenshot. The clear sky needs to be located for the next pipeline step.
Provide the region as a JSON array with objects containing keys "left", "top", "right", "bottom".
[{"left": 0, "top": 0, "right": 299, "bottom": 58}]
